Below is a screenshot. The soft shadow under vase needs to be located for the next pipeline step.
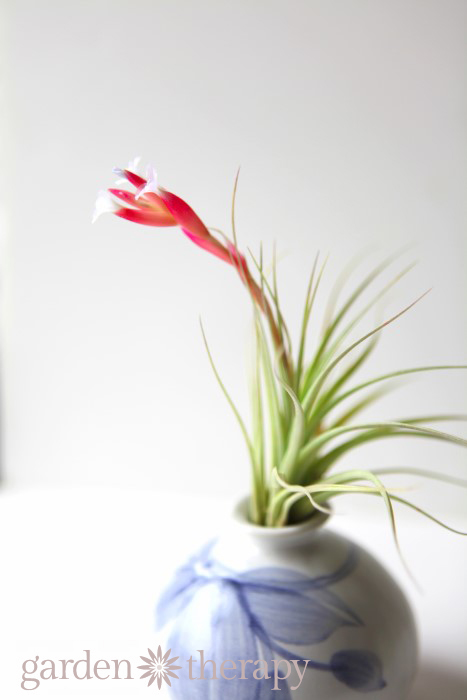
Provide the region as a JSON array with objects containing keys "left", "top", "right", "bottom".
[{"left": 156, "top": 499, "right": 418, "bottom": 699}]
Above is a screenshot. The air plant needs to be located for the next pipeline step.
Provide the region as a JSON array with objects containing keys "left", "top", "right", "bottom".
[{"left": 94, "top": 161, "right": 467, "bottom": 554}]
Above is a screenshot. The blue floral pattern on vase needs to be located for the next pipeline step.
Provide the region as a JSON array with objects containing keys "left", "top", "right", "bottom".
[{"left": 156, "top": 542, "right": 386, "bottom": 697}]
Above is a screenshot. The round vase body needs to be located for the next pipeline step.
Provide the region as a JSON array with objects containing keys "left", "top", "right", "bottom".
[{"left": 156, "top": 501, "right": 417, "bottom": 699}]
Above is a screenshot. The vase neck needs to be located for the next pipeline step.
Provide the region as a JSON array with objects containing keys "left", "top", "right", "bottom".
[{"left": 231, "top": 496, "right": 329, "bottom": 550}]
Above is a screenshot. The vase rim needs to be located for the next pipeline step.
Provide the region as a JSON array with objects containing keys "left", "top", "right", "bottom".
[{"left": 232, "top": 496, "right": 330, "bottom": 539}]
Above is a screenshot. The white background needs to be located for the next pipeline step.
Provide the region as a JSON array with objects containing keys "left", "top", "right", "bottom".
[{"left": 1, "top": 2, "right": 466, "bottom": 698}]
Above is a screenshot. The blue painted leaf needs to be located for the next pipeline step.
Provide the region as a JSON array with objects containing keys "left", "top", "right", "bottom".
[
  {"left": 330, "top": 649, "right": 386, "bottom": 692},
  {"left": 243, "top": 583, "right": 358, "bottom": 646},
  {"left": 237, "top": 574, "right": 362, "bottom": 627},
  {"left": 311, "top": 587, "right": 363, "bottom": 626}
]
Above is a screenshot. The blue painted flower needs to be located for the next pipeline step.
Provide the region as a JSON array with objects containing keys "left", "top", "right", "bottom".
[{"left": 156, "top": 543, "right": 386, "bottom": 697}]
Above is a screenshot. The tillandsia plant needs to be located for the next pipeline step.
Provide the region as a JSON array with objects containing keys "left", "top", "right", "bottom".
[{"left": 94, "top": 159, "right": 467, "bottom": 552}]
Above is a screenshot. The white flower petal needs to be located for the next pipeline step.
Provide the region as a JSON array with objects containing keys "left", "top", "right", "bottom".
[
  {"left": 92, "top": 190, "right": 118, "bottom": 223},
  {"left": 112, "top": 157, "right": 142, "bottom": 185},
  {"left": 135, "top": 165, "right": 159, "bottom": 200},
  {"left": 112, "top": 166, "right": 127, "bottom": 185}
]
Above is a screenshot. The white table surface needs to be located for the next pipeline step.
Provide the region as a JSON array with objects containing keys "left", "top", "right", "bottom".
[{"left": 1, "top": 487, "right": 466, "bottom": 698}]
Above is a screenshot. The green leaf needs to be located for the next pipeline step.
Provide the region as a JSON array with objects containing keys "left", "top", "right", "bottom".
[
  {"left": 325, "top": 366, "right": 467, "bottom": 416},
  {"left": 248, "top": 247, "right": 292, "bottom": 380},
  {"left": 323, "top": 469, "right": 414, "bottom": 582},
  {"left": 324, "top": 263, "right": 416, "bottom": 361},
  {"left": 250, "top": 321, "right": 266, "bottom": 521},
  {"left": 301, "top": 250, "right": 410, "bottom": 393},
  {"left": 371, "top": 466, "right": 467, "bottom": 489},
  {"left": 255, "top": 316, "right": 285, "bottom": 471},
  {"left": 299, "top": 420, "right": 467, "bottom": 467},
  {"left": 302, "top": 290, "right": 431, "bottom": 417},
  {"left": 328, "top": 388, "right": 394, "bottom": 428},
  {"left": 200, "top": 320, "right": 258, "bottom": 516},
  {"left": 276, "top": 380, "right": 305, "bottom": 482},
  {"left": 295, "top": 254, "right": 327, "bottom": 392},
  {"left": 307, "top": 337, "right": 379, "bottom": 429}
]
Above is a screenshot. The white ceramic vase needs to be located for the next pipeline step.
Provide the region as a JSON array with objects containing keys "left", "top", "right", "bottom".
[{"left": 156, "top": 498, "right": 418, "bottom": 699}]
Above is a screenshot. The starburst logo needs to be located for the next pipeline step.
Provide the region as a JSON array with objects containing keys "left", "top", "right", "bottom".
[{"left": 137, "top": 646, "right": 181, "bottom": 690}]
